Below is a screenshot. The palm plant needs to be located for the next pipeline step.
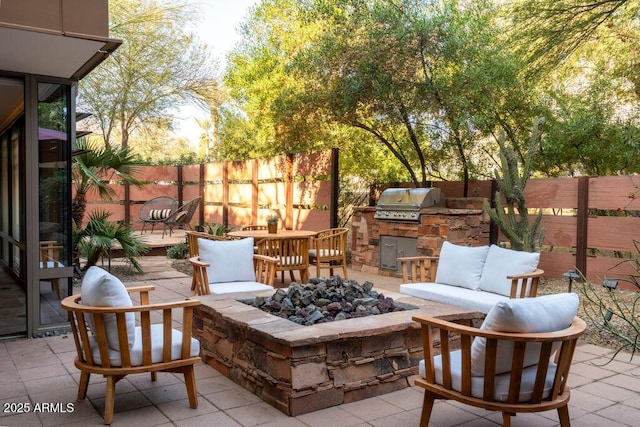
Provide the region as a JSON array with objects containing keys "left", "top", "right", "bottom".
[
  {"left": 74, "top": 210, "right": 149, "bottom": 272},
  {"left": 72, "top": 139, "right": 142, "bottom": 227}
]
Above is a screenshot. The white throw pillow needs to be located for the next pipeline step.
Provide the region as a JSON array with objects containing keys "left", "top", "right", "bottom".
[
  {"left": 81, "top": 266, "right": 136, "bottom": 352},
  {"left": 479, "top": 245, "right": 540, "bottom": 296},
  {"left": 198, "top": 237, "right": 256, "bottom": 283},
  {"left": 470, "top": 293, "right": 579, "bottom": 376},
  {"left": 434, "top": 241, "right": 489, "bottom": 290}
]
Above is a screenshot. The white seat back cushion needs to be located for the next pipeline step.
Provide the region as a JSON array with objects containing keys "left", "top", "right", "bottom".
[
  {"left": 81, "top": 266, "right": 135, "bottom": 351},
  {"left": 420, "top": 351, "right": 557, "bottom": 402},
  {"left": 91, "top": 324, "right": 200, "bottom": 367},
  {"left": 198, "top": 237, "right": 256, "bottom": 283},
  {"left": 470, "top": 293, "right": 579, "bottom": 376},
  {"left": 435, "top": 242, "right": 489, "bottom": 290},
  {"left": 479, "top": 245, "right": 540, "bottom": 296}
]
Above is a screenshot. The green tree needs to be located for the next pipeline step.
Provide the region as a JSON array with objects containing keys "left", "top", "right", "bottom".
[
  {"left": 78, "top": 0, "right": 219, "bottom": 150},
  {"left": 225, "top": 0, "right": 539, "bottom": 192}
]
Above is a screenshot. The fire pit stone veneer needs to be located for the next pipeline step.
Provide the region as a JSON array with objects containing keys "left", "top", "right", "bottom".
[{"left": 192, "top": 289, "right": 482, "bottom": 416}]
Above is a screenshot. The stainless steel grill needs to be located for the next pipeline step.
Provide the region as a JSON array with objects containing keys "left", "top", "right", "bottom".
[{"left": 374, "top": 187, "right": 442, "bottom": 221}]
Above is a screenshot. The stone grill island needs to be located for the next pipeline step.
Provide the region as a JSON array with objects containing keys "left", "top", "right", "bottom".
[{"left": 192, "top": 278, "right": 482, "bottom": 416}]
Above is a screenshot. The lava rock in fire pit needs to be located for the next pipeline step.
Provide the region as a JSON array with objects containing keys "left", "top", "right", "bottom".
[{"left": 240, "top": 276, "right": 408, "bottom": 325}]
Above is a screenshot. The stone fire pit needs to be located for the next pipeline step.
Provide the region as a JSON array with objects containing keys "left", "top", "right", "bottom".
[
  {"left": 192, "top": 282, "right": 482, "bottom": 416},
  {"left": 240, "top": 277, "right": 413, "bottom": 325}
]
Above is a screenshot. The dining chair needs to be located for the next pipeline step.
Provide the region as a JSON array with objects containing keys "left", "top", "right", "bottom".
[
  {"left": 256, "top": 236, "right": 310, "bottom": 284},
  {"left": 242, "top": 225, "right": 268, "bottom": 231},
  {"left": 40, "top": 240, "right": 64, "bottom": 298},
  {"left": 162, "top": 197, "right": 202, "bottom": 237},
  {"left": 308, "top": 227, "right": 349, "bottom": 279}
]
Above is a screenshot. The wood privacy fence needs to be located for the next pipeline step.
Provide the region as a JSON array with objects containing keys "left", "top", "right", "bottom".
[
  {"left": 85, "top": 150, "right": 337, "bottom": 233},
  {"left": 86, "top": 151, "right": 640, "bottom": 286},
  {"left": 428, "top": 176, "right": 640, "bottom": 288}
]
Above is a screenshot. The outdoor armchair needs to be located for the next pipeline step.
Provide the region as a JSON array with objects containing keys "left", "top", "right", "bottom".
[
  {"left": 162, "top": 197, "right": 201, "bottom": 237},
  {"left": 61, "top": 267, "right": 201, "bottom": 425},
  {"left": 190, "top": 236, "right": 278, "bottom": 295},
  {"left": 413, "top": 293, "right": 586, "bottom": 427}
]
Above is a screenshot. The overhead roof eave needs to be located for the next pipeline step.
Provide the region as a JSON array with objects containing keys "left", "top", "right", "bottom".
[{"left": 0, "top": 22, "right": 122, "bottom": 80}]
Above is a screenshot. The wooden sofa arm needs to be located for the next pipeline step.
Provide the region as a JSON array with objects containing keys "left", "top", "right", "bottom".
[
  {"left": 398, "top": 256, "right": 439, "bottom": 283},
  {"left": 509, "top": 268, "right": 545, "bottom": 298}
]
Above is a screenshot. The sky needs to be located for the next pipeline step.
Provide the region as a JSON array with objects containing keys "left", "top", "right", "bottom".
[{"left": 174, "top": 0, "right": 258, "bottom": 144}]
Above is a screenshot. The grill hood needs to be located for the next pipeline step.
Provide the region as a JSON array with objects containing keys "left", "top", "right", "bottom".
[{"left": 375, "top": 187, "right": 442, "bottom": 221}]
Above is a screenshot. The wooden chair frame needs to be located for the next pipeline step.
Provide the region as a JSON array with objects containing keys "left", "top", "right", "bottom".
[
  {"left": 242, "top": 225, "right": 268, "bottom": 231},
  {"left": 398, "top": 255, "right": 545, "bottom": 298},
  {"left": 190, "top": 255, "right": 278, "bottom": 295},
  {"left": 61, "top": 287, "right": 201, "bottom": 425},
  {"left": 309, "top": 227, "right": 349, "bottom": 279},
  {"left": 413, "top": 314, "right": 586, "bottom": 427},
  {"left": 256, "top": 236, "right": 310, "bottom": 284},
  {"left": 40, "top": 240, "right": 64, "bottom": 298},
  {"left": 186, "top": 231, "right": 238, "bottom": 292},
  {"left": 138, "top": 196, "right": 178, "bottom": 234}
]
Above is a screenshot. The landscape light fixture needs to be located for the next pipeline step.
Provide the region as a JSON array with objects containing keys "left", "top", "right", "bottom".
[
  {"left": 603, "top": 279, "right": 618, "bottom": 290},
  {"left": 604, "top": 308, "right": 614, "bottom": 323},
  {"left": 563, "top": 270, "right": 580, "bottom": 292}
]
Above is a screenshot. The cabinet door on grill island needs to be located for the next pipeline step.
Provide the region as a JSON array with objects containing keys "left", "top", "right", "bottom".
[{"left": 379, "top": 236, "right": 417, "bottom": 272}]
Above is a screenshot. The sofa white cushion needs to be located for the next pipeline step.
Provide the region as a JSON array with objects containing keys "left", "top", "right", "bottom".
[
  {"left": 81, "top": 266, "right": 135, "bottom": 352},
  {"left": 419, "top": 351, "right": 557, "bottom": 402},
  {"left": 470, "top": 293, "right": 579, "bottom": 376},
  {"left": 198, "top": 237, "right": 256, "bottom": 283},
  {"left": 90, "top": 324, "right": 200, "bottom": 367},
  {"left": 479, "top": 245, "right": 540, "bottom": 296},
  {"left": 208, "top": 281, "right": 274, "bottom": 295},
  {"left": 400, "top": 282, "right": 506, "bottom": 314},
  {"left": 434, "top": 242, "right": 489, "bottom": 290}
]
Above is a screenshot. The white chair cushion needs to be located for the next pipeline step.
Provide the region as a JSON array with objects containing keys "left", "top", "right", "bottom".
[
  {"left": 434, "top": 242, "right": 489, "bottom": 290},
  {"left": 81, "top": 267, "right": 135, "bottom": 352},
  {"left": 40, "top": 261, "right": 64, "bottom": 268},
  {"left": 308, "top": 249, "right": 342, "bottom": 257},
  {"left": 471, "top": 293, "right": 579, "bottom": 376},
  {"left": 479, "top": 245, "right": 540, "bottom": 296},
  {"left": 198, "top": 237, "right": 256, "bottom": 283},
  {"left": 399, "top": 282, "right": 506, "bottom": 314},
  {"left": 90, "top": 324, "right": 200, "bottom": 367},
  {"left": 208, "top": 281, "right": 274, "bottom": 295},
  {"left": 419, "top": 351, "right": 557, "bottom": 402},
  {"left": 279, "top": 255, "right": 303, "bottom": 266}
]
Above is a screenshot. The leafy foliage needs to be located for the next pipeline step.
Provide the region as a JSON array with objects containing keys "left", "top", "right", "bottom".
[
  {"left": 579, "top": 239, "right": 640, "bottom": 360},
  {"left": 74, "top": 210, "right": 149, "bottom": 272},
  {"left": 78, "top": 0, "right": 219, "bottom": 153}
]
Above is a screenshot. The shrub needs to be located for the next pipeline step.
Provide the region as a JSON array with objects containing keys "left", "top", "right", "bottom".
[{"left": 167, "top": 242, "right": 188, "bottom": 259}]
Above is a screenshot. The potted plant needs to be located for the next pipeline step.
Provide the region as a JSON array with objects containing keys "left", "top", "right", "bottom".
[{"left": 267, "top": 214, "right": 279, "bottom": 234}]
